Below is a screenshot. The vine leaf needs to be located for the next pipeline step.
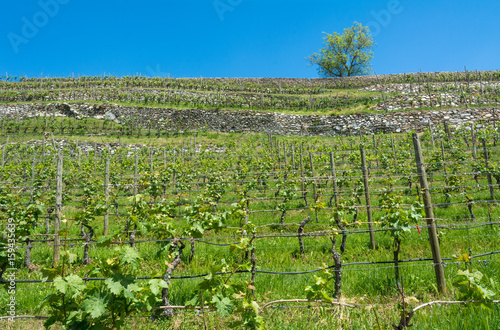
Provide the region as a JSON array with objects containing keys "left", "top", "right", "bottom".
[
  {"left": 148, "top": 279, "right": 168, "bottom": 296},
  {"left": 123, "top": 282, "right": 141, "bottom": 300},
  {"left": 118, "top": 246, "right": 142, "bottom": 269},
  {"left": 212, "top": 294, "right": 234, "bottom": 317},
  {"left": 453, "top": 268, "right": 497, "bottom": 309},
  {"left": 41, "top": 267, "right": 60, "bottom": 282},
  {"left": 82, "top": 293, "right": 107, "bottom": 318},
  {"left": 53, "top": 274, "right": 85, "bottom": 298},
  {"left": 184, "top": 294, "right": 199, "bottom": 307},
  {"left": 105, "top": 277, "right": 124, "bottom": 295}
]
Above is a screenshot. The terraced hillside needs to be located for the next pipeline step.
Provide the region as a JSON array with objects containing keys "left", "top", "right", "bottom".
[
  {"left": 1, "top": 72, "right": 500, "bottom": 329},
  {"left": 1, "top": 71, "right": 499, "bottom": 114},
  {"left": 1, "top": 71, "right": 500, "bottom": 138}
]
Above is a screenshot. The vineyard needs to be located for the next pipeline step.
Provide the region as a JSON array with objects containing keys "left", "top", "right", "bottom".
[
  {"left": 1, "top": 73, "right": 500, "bottom": 329},
  {"left": 1, "top": 71, "right": 500, "bottom": 116}
]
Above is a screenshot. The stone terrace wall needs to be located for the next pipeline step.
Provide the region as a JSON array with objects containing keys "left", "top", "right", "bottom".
[{"left": 1, "top": 103, "right": 498, "bottom": 136}]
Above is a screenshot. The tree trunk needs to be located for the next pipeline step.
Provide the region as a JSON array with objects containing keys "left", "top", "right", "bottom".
[
  {"left": 298, "top": 217, "right": 312, "bottom": 254},
  {"left": 250, "top": 234, "right": 257, "bottom": 297},
  {"left": 280, "top": 210, "right": 286, "bottom": 225},
  {"left": 129, "top": 224, "right": 137, "bottom": 252},
  {"left": 188, "top": 238, "right": 195, "bottom": 263},
  {"left": 82, "top": 224, "right": 94, "bottom": 265},
  {"left": 394, "top": 237, "right": 401, "bottom": 290},
  {"left": 334, "top": 218, "right": 347, "bottom": 253},
  {"left": 161, "top": 239, "right": 185, "bottom": 317},
  {"left": 330, "top": 236, "right": 342, "bottom": 299},
  {"left": 25, "top": 238, "right": 34, "bottom": 270},
  {"left": 468, "top": 201, "right": 475, "bottom": 221}
]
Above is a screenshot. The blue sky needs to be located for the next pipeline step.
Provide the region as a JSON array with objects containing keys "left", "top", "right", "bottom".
[{"left": 1, "top": 0, "right": 499, "bottom": 78}]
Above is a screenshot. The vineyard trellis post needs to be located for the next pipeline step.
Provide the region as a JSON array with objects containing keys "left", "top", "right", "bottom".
[
  {"left": 309, "top": 152, "right": 317, "bottom": 211},
  {"left": 54, "top": 152, "right": 63, "bottom": 263},
  {"left": 277, "top": 140, "right": 281, "bottom": 170},
  {"left": 471, "top": 124, "right": 477, "bottom": 159},
  {"left": 360, "top": 147, "right": 376, "bottom": 250},
  {"left": 29, "top": 151, "right": 36, "bottom": 203},
  {"left": 443, "top": 121, "right": 451, "bottom": 141},
  {"left": 482, "top": 139, "right": 495, "bottom": 201},
  {"left": 412, "top": 133, "right": 446, "bottom": 293},
  {"left": 440, "top": 141, "right": 448, "bottom": 179},
  {"left": 391, "top": 137, "right": 396, "bottom": 156},
  {"left": 150, "top": 148, "right": 154, "bottom": 172},
  {"left": 329, "top": 152, "right": 339, "bottom": 207},
  {"left": 93, "top": 143, "right": 97, "bottom": 173},
  {"left": 104, "top": 157, "right": 110, "bottom": 235},
  {"left": 283, "top": 142, "right": 287, "bottom": 169},
  {"left": 428, "top": 120, "right": 435, "bottom": 148},
  {"left": 300, "top": 144, "right": 306, "bottom": 206},
  {"left": 134, "top": 153, "right": 138, "bottom": 195}
]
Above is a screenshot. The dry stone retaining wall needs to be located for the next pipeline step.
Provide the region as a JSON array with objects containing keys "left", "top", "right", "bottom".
[{"left": 1, "top": 102, "right": 498, "bottom": 136}]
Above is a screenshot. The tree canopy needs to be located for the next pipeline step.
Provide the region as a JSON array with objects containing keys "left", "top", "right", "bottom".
[{"left": 308, "top": 22, "right": 374, "bottom": 78}]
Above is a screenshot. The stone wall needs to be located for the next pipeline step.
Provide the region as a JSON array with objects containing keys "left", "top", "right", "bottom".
[{"left": 1, "top": 102, "right": 498, "bottom": 136}]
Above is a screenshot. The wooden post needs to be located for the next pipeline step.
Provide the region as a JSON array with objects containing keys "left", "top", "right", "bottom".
[
  {"left": 300, "top": 145, "right": 306, "bottom": 206},
  {"left": 412, "top": 133, "right": 446, "bottom": 293},
  {"left": 172, "top": 148, "right": 178, "bottom": 195},
  {"left": 291, "top": 144, "right": 295, "bottom": 171},
  {"left": 360, "top": 148, "right": 376, "bottom": 250},
  {"left": 54, "top": 152, "right": 63, "bottom": 263},
  {"left": 329, "top": 152, "right": 339, "bottom": 207},
  {"left": 104, "top": 157, "right": 110, "bottom": 235},
  {"left": 30, "top": 152, "right": 36, "bottom": 203},
  {"left": 309, "top": 152, "right": 317, "bottom": 202},
  {"left": 372, "top": 134, "right": 380, "bottom": 170},
  {"left": 440, "top": 141, "right": 448, "bottom": 179},
  {"left": 283, "top": 142, "right": 287, "bottom": 169},
  {"left": 94, "top": 143, "right": 97, "bottom": 173},
  {"left": 134, "top": 153, "right": 138, "bottom": 195},
  {"left": 482, "top": 140, "right": 495, "bottom": 201},
  {"left": 428, "top": 121, "right": 435, "bottom": 148},
  {"left": 471, "top": 124, "right": 477, "bottom": 159},
  {"left": 277, "top": 140, "right": 281, "bottom": 170},
  {"left": 150, "top": 148, "right": 154, "bottom": 172},
  {"left": 1, "top": 145, "right": 4, "bottom": 168},
  {"left": 443, "top": 121, "right": 451, "bottom": 141}
]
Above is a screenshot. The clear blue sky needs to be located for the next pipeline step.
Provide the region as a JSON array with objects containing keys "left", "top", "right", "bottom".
[{"left": 1, "top": 0, "right": 499, "bottom": 78}]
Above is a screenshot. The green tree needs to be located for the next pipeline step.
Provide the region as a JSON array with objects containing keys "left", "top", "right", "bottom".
[{"left": 308, "top": 22, "right": 374, "bottom": 77}]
